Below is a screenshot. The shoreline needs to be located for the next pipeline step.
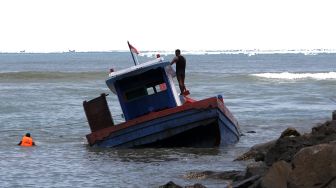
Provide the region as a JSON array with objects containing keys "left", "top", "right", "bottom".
[{"left": 160, "top": 111, "right": 336, "bottom": 188}]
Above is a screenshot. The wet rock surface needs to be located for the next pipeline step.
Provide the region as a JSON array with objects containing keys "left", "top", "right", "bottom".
[
  {"left": 183, "top": 170, "right": 245, "bottom": 181},
  {"left": 161, "top": 117, "right": 336, "bottom": 188},
  {"left": 288, "top": 143, "right": 336, "bottom": 188},
  {"left": 159, "top": 181, "right": 207, "bottom": 188},
  {"left": 233, "top": 119, "right": 336, "bottom": 188}
]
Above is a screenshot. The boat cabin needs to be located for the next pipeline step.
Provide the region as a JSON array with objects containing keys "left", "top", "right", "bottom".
[{"left": 106, "top": 59, "right": 181, "bottom": 121}]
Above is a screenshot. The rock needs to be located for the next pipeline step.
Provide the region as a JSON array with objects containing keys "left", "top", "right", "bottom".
[
  {"left": 159, "top": 181, "right": 208, "bottom": 188},
  {"left": 246, "top": 131, "right": 256, "bottom": 133},
  {"left": 235, "top": 140, "right": 276, "bottom": 161},
  {"left": 323, "top": 177, "right": 336, "bottom": 188},
  {"left": 264, "top": 135, "right": 310, "bottom": 166},
  {"left": 162, "top": 119, "right": 336, "bottom": 188},
  {"left": 159, "top": 181, "right": 183, "bottom": 188},
  {"left": 231, "top": 119, "right": 336, "bottom": 188},
  {"left": 245, "top": 161, "right": 269, "bottom": 179},
  {"left": 185, "top": 183, "right": 207, "bottom": 188},
  {"left": 311, "top": 120, "right": 336, "bottom": 137},
  {"left": 212, "top": 171, "right": 245, "bottom": 181},
  {"left": 184, "top": 171, "right": 214, "bottom": 180},
  {"left": 260, "top": 160, "right": 292, "bottom": 188},
  {"left": 184, "top": 170, "right": 245, "bottom": 181},
  {"left": 288, "top": 143, "right": 336, "bottom": 188},
  {"left": 264, "top": 121, "right": 336, "bottom": 166},
  {"left": 232, "top": 175, "right": 261, "bottom": 188},
  {"left": 279, "top": 127, "right": 301, "bottom": 138},
  {"left": 254, "top": 152, "right": 265, "bottom": 162}
]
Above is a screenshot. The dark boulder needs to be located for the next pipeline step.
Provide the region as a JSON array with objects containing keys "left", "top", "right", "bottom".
[
  {"left": 159, "top": 181, "right": 208, "bottom": 188},
  {"left": 264, "top": 134, "right": 311, "bottom": 166},
  {"left": 235, "top": 140, "right": 276, "bottom": 161},
  {"left": 162, "top": 116, "right": 336, "bottom": 188},
  {"left": 184, "top": 183, "right": 207, "bottom": 188},
  {"left": 159, "top": 181, "right": 183, "bottom": 188},
  {"left": 265, "top": 121, "right": 336, "bottom": 166},
  {"left": 288, "top": 143, "right": 336, "bottom": 188},
  {"left": 184, "top": 170, "right": 245, "bottom": 181},
  {"left": 260, "top": 160, "right": 292, "bottom": 188},
  {"left": 245, "top": 161, "right": 269, "bottom": 179},
  {"left": 232, "top": 175, "right": 261, "bottom": 188},
  {"left": 280, "top": 127, "right": 301, "bottom": 138},
  {"left": 232, "top": 118, "right": 336, "bottom": 188}
]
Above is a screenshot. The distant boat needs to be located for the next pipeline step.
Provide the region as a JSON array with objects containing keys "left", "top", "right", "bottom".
[
  {"left": 20, "top": 50, "right": 25, "bottom": 53},
  {"left": 83, "top": 57, "right": 241, "bottom": 148},
  {"left": 68, "top": 50, "right": 75, "bottom": 53}
]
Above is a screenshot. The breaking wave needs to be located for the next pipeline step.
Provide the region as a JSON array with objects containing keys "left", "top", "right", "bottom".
[
  {"left": 139, "top": 49, "right": 336, "bottom": 57},
  {"left": 251, "top": 72, "right": 336, "bottom": 80}
]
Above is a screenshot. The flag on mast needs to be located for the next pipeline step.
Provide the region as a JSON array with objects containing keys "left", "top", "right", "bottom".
[
  {"left": 127, "top": 41, "right": 140, "bottom": 65},
  {"left": 128, "top": 42, "right": 139, "bottom": 54}
]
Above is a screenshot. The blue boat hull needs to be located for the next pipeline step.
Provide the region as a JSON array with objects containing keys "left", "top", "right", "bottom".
[{"left": 94, "top": 107, "right": 240, "bottom": 148}]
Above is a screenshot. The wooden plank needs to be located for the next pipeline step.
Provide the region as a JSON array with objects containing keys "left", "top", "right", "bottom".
[{"left": 83, "top": 93, "right": 114, "bottom": 132}]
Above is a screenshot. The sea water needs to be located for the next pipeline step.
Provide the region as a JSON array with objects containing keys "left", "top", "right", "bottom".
[{"left": 0, "top": 51, "right": 335, "bottom": 187}]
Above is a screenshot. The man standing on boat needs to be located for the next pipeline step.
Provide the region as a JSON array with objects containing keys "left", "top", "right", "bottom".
[{"left": 171, "top": 49, "right": 188, "bottom": 95}]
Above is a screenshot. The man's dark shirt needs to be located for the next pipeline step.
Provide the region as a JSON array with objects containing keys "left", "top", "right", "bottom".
[{"left": 176, "top": 55, "right": 186, "bottom": 75}]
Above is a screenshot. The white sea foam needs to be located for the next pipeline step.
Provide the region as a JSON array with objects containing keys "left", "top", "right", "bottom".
[
  {"left": 138, "top": 49, "right": 336, "bottom": 57},
  {"left": 2, "top": 49, "right": 336, "bottom": 56},
  {"left": 252, "top": 72, "right": 336, "bottom": 80}
]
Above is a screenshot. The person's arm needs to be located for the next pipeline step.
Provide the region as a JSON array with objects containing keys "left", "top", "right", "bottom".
[
  {"left": 17, "top": 141, "right": 22, "bottom": 146},
  {"left": 170, "top": 56, "right": 178, "bottom": 65}
]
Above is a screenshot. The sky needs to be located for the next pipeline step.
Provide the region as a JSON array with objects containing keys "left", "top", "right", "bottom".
[{"left": 1, "top": 0, "right": 336, "bottom": 52}]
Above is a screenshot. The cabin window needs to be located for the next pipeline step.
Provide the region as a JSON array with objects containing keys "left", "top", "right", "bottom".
[
  {"left": 120, "top": 68, "right": 169, "bottom": 101},
  {"left": 124, "top": 82, "right": 167, "bottom": 101},
  {"left": 125, "top": 87, "right": 147, "bottom": 101},
  {"left": 157, "top": 83, "right": 167, "bottom": 91},
  {"left": 146, "top": 83, "right": 165, "bottom": 96},
  {"left": 147, "top": 87, "right": 155, "bottom": 95}
]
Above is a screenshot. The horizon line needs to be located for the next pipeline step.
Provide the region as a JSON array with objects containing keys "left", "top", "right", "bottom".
[{"left": 1, "top": 48, "right": 336, "bottom": 54}]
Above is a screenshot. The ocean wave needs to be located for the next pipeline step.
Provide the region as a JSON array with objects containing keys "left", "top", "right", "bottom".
[
  {"left": 138, "top": 49, "right": 336, "bottom": 57},
  {"left": 2, "top": 49, "right": 336, "bottom": 56},
  {"left": 251, "top": 72, "right": 336, "bottom": 80},
  {"left": 0, "top": 71, "right": 108, "bottom": 81}
]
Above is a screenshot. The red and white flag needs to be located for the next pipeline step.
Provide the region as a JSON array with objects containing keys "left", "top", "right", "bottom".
[{"left": 128, "top": 41, "right": 139, "bottom": 54}]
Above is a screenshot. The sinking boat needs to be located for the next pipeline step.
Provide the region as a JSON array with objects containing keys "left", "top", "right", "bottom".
[{"left": 83, "top": 57, "right": 240, "bottom": 148}]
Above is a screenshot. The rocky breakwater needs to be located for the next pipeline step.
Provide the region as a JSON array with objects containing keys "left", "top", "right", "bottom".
[
  {"left": 160, "top": 111, "right": 336, "bottom": 188},
  {"left": 233, "top": 111, "right": 336, "bottom": 188}
]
